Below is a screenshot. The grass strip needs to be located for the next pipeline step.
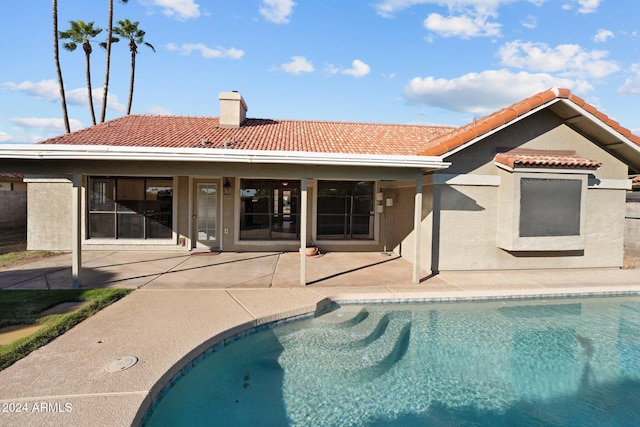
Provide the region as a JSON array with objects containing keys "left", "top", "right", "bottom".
[
  {"left": 0, "top": 289, "right": 132, "bottom": 371},
  {"left": 0, "top": 251, "right": 60, "bottom": 270}
]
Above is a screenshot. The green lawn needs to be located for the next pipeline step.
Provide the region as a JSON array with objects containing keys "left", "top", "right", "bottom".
[{"left": 0, "top": 289, "right": 132, "bottom": 371}]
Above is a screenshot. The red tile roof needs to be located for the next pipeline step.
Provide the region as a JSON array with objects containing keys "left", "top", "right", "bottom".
[
  {"left": 494, "top": 153, "right": 602, "bottom": 170},
  {"left": 39, "top": 116, "right": 455, "bottom": 156},
  {"left": 0, "top": 173, "right": 23, "bottom": 181},
  {"left": 37, "top": 88, "right": 640, "bottom": 161},
  {"left": 419, "top": 87, "right": 640, "bottom": 156}
]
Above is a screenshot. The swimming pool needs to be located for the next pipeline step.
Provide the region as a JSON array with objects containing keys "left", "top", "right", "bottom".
[{"left": 142, "top": 297, "right": 640, "bottom": 426}]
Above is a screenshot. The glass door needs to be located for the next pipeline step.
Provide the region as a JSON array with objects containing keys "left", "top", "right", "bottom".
[{"left": 194, "top": 182, "right": 218, "bottom": 249}]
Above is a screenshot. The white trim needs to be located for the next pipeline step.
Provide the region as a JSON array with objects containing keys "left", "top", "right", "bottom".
[
  {"left": 558, "top": 99, "right": 640, "bottom": 156},
  {"left": 587, "top": 178, "right": 632, "bottom": 190},
  {"left": 23, "top": 177, "right": 71, "bottom": 183},
  {"left": 442, "top": 97, "right": 640, "bottom": 162},
  {"left": 0, "top": 144, "right": 449, "bottom": 170},
  {"left": 494, "top": 161, "right": 596, "bottom": 175}
]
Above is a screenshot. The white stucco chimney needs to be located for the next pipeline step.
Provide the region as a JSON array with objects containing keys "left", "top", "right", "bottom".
[{"left": 218, "top": 91, "right": 248, "bottom": 128}]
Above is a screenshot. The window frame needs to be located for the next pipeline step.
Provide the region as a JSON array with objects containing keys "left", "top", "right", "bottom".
[
  {"left": 238, "top": 179, "right": 301, "bottom": 241},
  {"left": 86, "top": 176, "right": 174, "bottom": 241},
  {"left": 496, "top": 170, "right": 588, "bottom": 252},
  {"left": 315, "top": 180, "right": 376, "bottom": 241}
]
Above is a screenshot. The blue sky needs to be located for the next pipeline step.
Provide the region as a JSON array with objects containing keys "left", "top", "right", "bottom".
[{"left": 1, "top": 0, "right": 640, "bottom": 144}]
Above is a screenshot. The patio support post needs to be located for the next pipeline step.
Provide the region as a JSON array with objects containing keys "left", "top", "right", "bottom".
[
  {"left": 412, "top": 175, "right": 423, "bottom": 284},
  {"left": 300, "top": 177, "right": 308, "bottom": 286},
  {"left": 71, "top": 173, "right": 82, "bottom": 289}
]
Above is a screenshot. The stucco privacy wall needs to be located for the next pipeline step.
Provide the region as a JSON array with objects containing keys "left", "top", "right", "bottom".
[
  {"left": 396, "top": 110, "right": 630, "bottom": 271},
  {"left": 0, "top": 191, "right": 26, "bottom": 231},
  {"left": 26, "top": 179, "right": 73, "bottom": 251}
]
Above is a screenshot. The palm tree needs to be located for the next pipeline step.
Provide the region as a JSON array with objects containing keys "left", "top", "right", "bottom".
[
  {"left": 53, "top": 0, "right": 70, "bottom": 133},
  {"left": 60, "top": 20, "right": 103, "bottom": 125},
  {"left": 100, "top": 0, "right": 129, "bottom": 123},
  {"left": 113, "top": 19, "right": 155, "bottom": 115}
]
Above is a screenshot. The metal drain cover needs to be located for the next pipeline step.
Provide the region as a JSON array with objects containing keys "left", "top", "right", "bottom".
[{"left": 105, "top": 356, "right": 138, "bottom": 372}]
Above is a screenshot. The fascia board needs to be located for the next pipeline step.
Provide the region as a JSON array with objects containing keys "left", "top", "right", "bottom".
[{"left": 0, "top": 144, "right": 450, "bottom": 170}]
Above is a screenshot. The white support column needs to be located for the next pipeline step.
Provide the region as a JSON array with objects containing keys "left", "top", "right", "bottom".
[
  {"left": 413, "top": 176, "right": 423, "bottom": 284},
  {"left": 299, "top": 177, "right": 308, "bottom": 286},
  {"left": 71, "top": 173, "right": 82, "bottom": 289}
]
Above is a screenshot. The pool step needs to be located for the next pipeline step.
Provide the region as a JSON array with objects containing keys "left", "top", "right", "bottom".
[{"left": 277, "top": 309, "right": 414, "bottom": 380}]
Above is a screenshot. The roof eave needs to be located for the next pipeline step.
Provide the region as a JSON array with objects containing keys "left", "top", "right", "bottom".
[
  {"left": 0, "top": 144, "right": 450, "bottom": 171},
  {"left": 441, "top": 99, "right": 560, "bottom": 159}
]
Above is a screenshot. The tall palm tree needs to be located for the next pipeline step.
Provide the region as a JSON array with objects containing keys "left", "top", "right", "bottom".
[
  {"left": 60, "top": 20, "right": 103, "bottom": 125},
  {"left": 113, "top": 19, "right": 155, "bottom": 115},
  {"left": 53, "top": 0, "right": 70, "bottom": 133},
  {"left": 100, "top": 0, "right": 129, "bottom": 123}
]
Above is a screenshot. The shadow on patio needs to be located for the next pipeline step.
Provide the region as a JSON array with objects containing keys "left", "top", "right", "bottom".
[{"left": 0, "top": 251, "right": 423, "bottom": 290}]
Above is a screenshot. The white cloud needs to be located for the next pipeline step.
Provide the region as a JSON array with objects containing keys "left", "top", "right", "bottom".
[
  {"left": 147, "top": 105, "right": 173, "bottom": 115},
  {"left": 259, "top": 0, "right": 296, "bottom": 24},
  {"left": 167, "top": 43, "right": 244, "bottom": 59},
  {"left": 618, "top": 66, "right": 640, "bottom": 95},
  {"left": 594, "top": 29, "right": 614, "bottom": 43},
  {"left": 2, "top": 79, "right": 60, "bottom": 100},
  {"left": 0, "top": 131, "right": 17, "bottom": 143},
  {"left": 521, "top": 15, "right": 537, "bottom": 29},
  {"left": 327, "top": 60, "right": 371, "bottom": 78},
  {"left": 2, "top": 80, "right": 126, "bottom": 113},
  {"left": 65, "top": 88, "right": 126, "bottom": 113},
  {"left": 404, "top": 69, "right": 581, "bottom": 115},
  {"left": 424, "top": 12, "right": 501, "bottom": 38},
  {"left": 280, "top": 56, "right": 314, "bottom": 74},
  {"left": 498, "top": 40, "right": 619, "bottom": 79},
  {"left": 373, "top": 0, "right": 428, "bottom": 18},
  {"left": 11, "top": 117, "right": 84, "bottom": 133},
  {"left": 576, "top": 0, "right": 601, "bottom": 13},
  {"left": 562, "top": 0, "right": 601, "bottom": 13},
  {"left": 143, "top": 0, "right": 200, "bottom": 20}
]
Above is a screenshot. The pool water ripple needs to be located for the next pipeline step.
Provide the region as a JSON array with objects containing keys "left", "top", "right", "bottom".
[{"left": 142, "top": 297, "right": 640, "bottom": 426}]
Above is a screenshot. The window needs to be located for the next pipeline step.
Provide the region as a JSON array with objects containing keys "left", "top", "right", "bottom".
[
  {"left": 240, "top": 179, "right": 300, "bottom": 240},
  {"left": 519, "top": 178, "right": 581, "bottom": 237},
  {"left": 88, "top": 177, "right": 173, "bottom": 239},
  {"left": 496, "top": 172, "right": 587, "bottom": 252},
  {"left": 317, "top": 180, "right": 374, "bottom": 240}
]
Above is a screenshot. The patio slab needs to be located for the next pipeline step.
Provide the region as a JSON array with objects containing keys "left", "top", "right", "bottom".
[{"left": 0, "top": 251, "right": 639, "bottom": 426}]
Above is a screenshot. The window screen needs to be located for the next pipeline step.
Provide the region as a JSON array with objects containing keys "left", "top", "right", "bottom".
[{"left": 519, "top": 178, "right": 581, "bottom": 237}]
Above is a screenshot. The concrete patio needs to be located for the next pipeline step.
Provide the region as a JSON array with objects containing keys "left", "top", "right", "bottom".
[{"left": 0, "top": 251, "right": 639, "bottom": 426}]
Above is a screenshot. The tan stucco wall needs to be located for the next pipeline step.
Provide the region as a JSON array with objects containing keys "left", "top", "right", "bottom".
[
  {"left": 626, "top": 192, "right": 640, "bottom": 253},
  {"left": 0, "top": 191, "right": 27, "bottom": 231},
  {"left": 408, "top": 110, "right": 630, "bottom": 271},
  {"left": 27, "top": 180, "right": 72, "bottom": 251}
]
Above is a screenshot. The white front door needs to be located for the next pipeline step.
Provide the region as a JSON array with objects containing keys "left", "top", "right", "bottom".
[{"left": 194, "top": 181, "right": 219, "bottom": 249}]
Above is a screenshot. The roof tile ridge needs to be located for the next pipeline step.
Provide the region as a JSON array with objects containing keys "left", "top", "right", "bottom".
[{"left": 263, "top": 117, "right": 455, "bottom": 129}]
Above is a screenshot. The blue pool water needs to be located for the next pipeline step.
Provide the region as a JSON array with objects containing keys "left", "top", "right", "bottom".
[{"left": 143, "top": 297, "right": 640, "bottom": 426}]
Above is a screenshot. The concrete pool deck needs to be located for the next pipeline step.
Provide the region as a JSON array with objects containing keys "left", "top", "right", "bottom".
[{"left": 0, "top": 251, "right": 639, "bottom": 426}]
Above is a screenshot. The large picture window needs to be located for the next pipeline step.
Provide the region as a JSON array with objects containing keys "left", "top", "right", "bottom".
[
  {"left": 317, "top": 180, "right": 374, "bottom": 240},
  {"left": 240, "top": 179, "right": 300, "bottom": 240},
  {"left": 88, "top": 177, "right": 173, "bottom": 239}
]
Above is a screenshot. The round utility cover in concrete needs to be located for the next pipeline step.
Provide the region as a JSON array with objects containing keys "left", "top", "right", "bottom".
[{"left": 105, "top": 356, "right": 138, "bottom": 372}]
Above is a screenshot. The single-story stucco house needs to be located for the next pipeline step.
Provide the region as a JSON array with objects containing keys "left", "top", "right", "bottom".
[{"left": 1, "top": 87, "right": 639, "bottom": 287}]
